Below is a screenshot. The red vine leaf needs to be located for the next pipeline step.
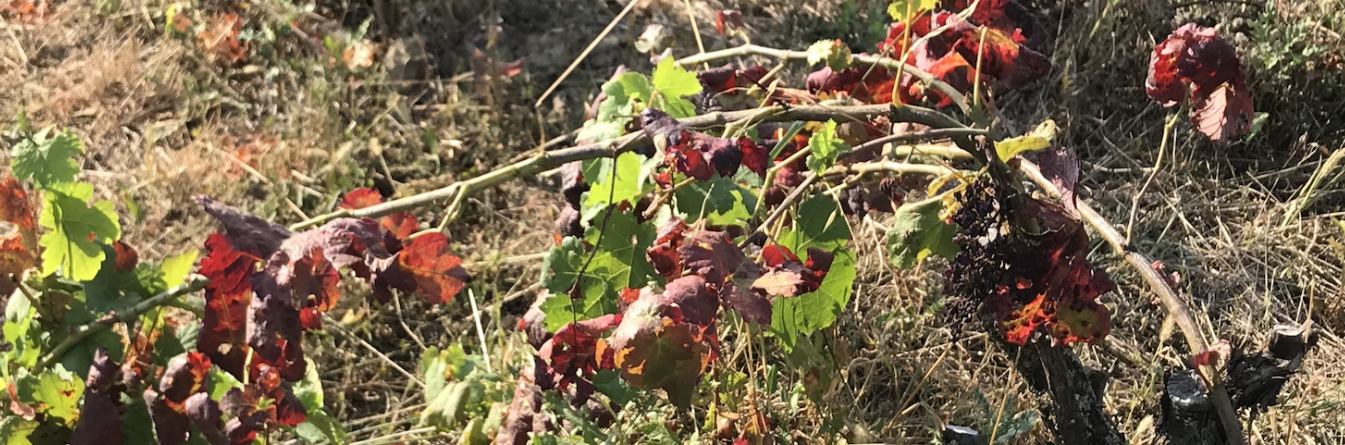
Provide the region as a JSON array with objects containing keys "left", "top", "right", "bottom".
[
  {"left": 144, "top": 389, "right": 192, "bottom": 445},
  {"left": 339, "top": 188, "right": 383, "bottom": 210},
  {"left": 339, "top": 187, "right": 420, "bottom": 243},
  {"left": 992, "top": 202, "right": 1113, "bottom": 345},
  {"left": 1146, "top": 23, "right": 1254, "bottom": 143},
  {"left": 198, "top": 196, "right": 292, "bottom": 259},
  {"left": 112, "top": 241, "right": 139, "bottom": 272},
  {"left": 663, "top": 275, "right": 718, "bottom": 326},
  {"left": 6, "top": 382, "right": 34, "bottom": 420},
  {"left": 199, "top": 233, "right": 258, "bottom": 377},
  {"left": 396, "top": 232, "right": 469, "bottom": 304},
  {"left": 679, "top": 230, "right": 751, "bottom": 287},
  {"left": 299, "top": 307, "right": 322, "bottom": 331},
  {"left": 159, "top": 352, "right": 211, "bottom": 412},
  {"left": 641, "top": 108, "right": 765, "bottom": 180},
  {"left": 752, "top": 245, "right": 833, "bottom": 297},
  {"left": 607, "top": 293, "right": 713, "bottom": 409},
  {"left": 647, "top": 217, "right": 688, "bottom": 281},
  {"left": 538, "top": 315, "right": 619, "bottom": 389},
  {"left": 714, "top": 10, "right": 743, "bottom": 36},
  {"left": 0, "top": 176, "right": 38, "bottom": 296},
  {"left": 184, "top": 393, "right": 228, "bottom": 445},
  {"left": 71, "top": 348, "right": 123, "bottom": 445}
]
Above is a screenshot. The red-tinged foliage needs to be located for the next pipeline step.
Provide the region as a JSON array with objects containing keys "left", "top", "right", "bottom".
[
  {"left": 144, "top": 389, "right": 192, "bottom": 445},
  {"left": 199, "top": 195, "right": 471, "bottom": 386},
  {"left": 945, "top": 180, "right": 1112, "bottom": 345},
  {"left": 199, "top": 233, "right": 257, "bottom": 378},
  {"left": 299, "top": 307, "right": 322, "bottom": 330},
  {"left": 806, "top": 64, "right": 899, "bottom": 104},
  {"left": 663, "top": 275, "right": 718, "bottom": 326},
  {"left": 647, "top": 217, "right": 688, "bottom": 281},
  {"left": 269, "top": 383, "right": 308, "bottom": 427},
  {"left": 199, "top": 196, "right": 291, "bottom": 259},
  {"left": 123, "top": 329, "right": 161, "bottom": 388},
  {"left": 560, "top": 162, "right": 589, "bottom": 209},
  {"left": 641, "top": 108, "right": 768, "bottom": 181},
  {"left": 339, "top": 187, "right": 421, "bottom": 243},
  {"left": 0, "top": 176, "right": 38, "bottom": 297},
  {"left": 496, "top": 371, "right": 545, "bottom": 445},
  {"left": 339, "top": 188, "right": 383, "bottom": 209},
  {"left": 992, "top": 202, "right": 1113, "bottom": 345},
  {"left": 941, "top": 0, "right": 1049, "bottom": 51},
  {"left": 607, "top": 292, "right": 715, "bottom": 409},
  {"left": 71, "top": 349, "right": 123, "bottom": 445},
  {"left": 279, "top": 247, "right": 341, "bottom": 312},
  {"left": 752, "top": 245, "right": 833, "bottom": 298},
  {"left": 70, "top": 387, "right": 122, "bottom": 445},
  {"left": 679, "top": 230, "right": 752, "bottom": 287},
  {"left": 537, "top": 315, "right": 619, "bottom": 389},
  {"left": 220, "top": 387, "right": 273, "bottom": 445},
  {"left": 520, "top": 296, "right": 552, "bottom": 349},
  {"left": 714, "top": 10, "right": 743, "bottom": 36},
  {"left": 7, "top": 382, "right": 35, "bottom": 420},
  {"left": 833, "top": 5, "right": 1049, "bottom": 108},
  {"left": 245, "top": 290, "right": 306, "bottom": 382},
  {"left": 159, "top": 352, "right": 211, "bottom": 411},
  {"left": 698, "top": 65, "right": 768, "bottom": 96},
  {"left": 396, "top": 232, "right": 469, "bottom": 304},
  {"left": 185, "top": 393, "right": 228, "bottom": 445},
  {"left": 111, "top": 241, "right": 138, "bottom": 272},
  {"left": 0, "top": 232, "right": 34, "bottom": 299},
  {"left": 1146, "top": 23, "right": 1254, "bottom": 142}
]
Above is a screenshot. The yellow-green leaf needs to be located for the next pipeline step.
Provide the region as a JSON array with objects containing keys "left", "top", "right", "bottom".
[
  {"left": 887, "top": 0, "right": 938, "bottom": 23},
  {"left": 38, "top": 182, "right": 120, "bottom": 281},
  {"left": 160, "top": 248, "right": 198, "bottom": 288},
  {"left": 806, "top": 39, "right": 852, "bottom": 72},
  {"left": 994, "top": 120, "right": 1057, "bottom": 162}
]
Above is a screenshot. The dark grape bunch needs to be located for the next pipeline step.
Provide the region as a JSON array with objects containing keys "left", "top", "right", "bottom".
[
  {"left": 942, "top": 177, "right": 1114, "bottom": 345},
  {"left": 941, "top": 179, "right": 1012, "bottom": 334}
]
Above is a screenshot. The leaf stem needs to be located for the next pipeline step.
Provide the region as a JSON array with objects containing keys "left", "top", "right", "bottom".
[
  {"left": 1126, "top": 111, "right": 1182, "bottom": 243},
  {"left": 38, "top": 274, "right": 211, "bottom": 370}
]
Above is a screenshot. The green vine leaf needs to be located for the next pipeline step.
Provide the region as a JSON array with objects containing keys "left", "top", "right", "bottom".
[
  {"left": 0, "top": 417, "right": 38, "bottom": 445},
  {"left": 16, "top": 366, "right": 85, "bottom": 426},
  {"left": 584, "top": 152, "right": 656, "bottom": 207},
  {"left": 650, "top": 57, "right": 701, "bottom": 118},
  {"left": 886, "top": 199, "right": 959, "bottom": 269},
  {"left": 805, "top": 120, "right": 851, "bottom": 173},
  {"left": 537, "top": 212, "right": 657, "bottom": 333},
  {"left": 540, "top": 236, "right": 587, "bottom": 296},
  {"left": 582, "top": 211, "right": 657, "bottom": 292},
  {"left": 771, "top": 249, "right": 856, "bottom": 349},
  {"left": 577, "top": 75, "right": 638, "bottom": 143},
  {"left": 672, "top": 175, "right": 757, "bottom": 227},
  {"left": 771, "top": 195, "right": 855, "bottom": 349},
  {"left": 39, "top": 182, "right": 120, "bottom": 282},
  {"left": 10, "top": 128, "right": 84, "bottom": 189},
  {"left": 576, "top": 59, "right": 699, "bottom": 142},
  {"left": 777, "top": 195, "right": 851, "bottom": 253}
]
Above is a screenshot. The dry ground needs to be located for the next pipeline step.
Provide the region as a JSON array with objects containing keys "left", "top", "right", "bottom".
[{"left": 2, "top": 0, "right": 1344, "bottom": 443}]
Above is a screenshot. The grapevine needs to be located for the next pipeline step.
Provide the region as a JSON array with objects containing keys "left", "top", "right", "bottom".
[{"left": 0, "top": 1, "right": 1323, "bottom": 444}]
